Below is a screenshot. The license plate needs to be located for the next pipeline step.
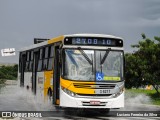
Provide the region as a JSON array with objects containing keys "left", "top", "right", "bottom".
[
  {"left": 90, "top": 101, "right": 100, "bottom": 105},
  {"left": 96, "top": 89, "right": 111, "bottom": 94}
]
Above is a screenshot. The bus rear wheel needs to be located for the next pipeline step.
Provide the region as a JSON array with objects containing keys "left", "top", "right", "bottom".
[{"left": 47, "top": 88, "right": 52, "bottom": 101}]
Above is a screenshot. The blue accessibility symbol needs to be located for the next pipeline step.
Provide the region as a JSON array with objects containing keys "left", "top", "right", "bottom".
[{"left": 96, "top": 72, "right": 104, "bottom": 81}]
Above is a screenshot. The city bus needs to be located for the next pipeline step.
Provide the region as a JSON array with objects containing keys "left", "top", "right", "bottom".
[{"left": 19, "top": 34, "right": 124, "bottom": 111}]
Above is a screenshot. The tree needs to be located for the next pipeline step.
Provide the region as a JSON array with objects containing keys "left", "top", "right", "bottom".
[
  {"left": 125, "top": 34, "right": 160, "bottom": 94},
  {"left": 0, "top": 64, "right": 18, "bottom": 80}
]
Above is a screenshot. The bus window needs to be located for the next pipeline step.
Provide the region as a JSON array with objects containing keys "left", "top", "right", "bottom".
[
  {"left": 29, "top": 51, "right": 33, "bottom": 71},
  {"left": 43, "top": 47, "right": 49, "bottom": 70},
  {"left": 27, "top": 51, "right": 30, "bottom": 61},
  {"left": 48, "top": 45, "right": 54, "bottom": 70},
  {"left": 25, "top": 62, "right": 29, "bottom": 71},
  {"left": 64, "top": 49, "right": 94, "bottom": 81},
  {"left": 96, "top": 51, "right": 123, "bottom": 81},
  {"left": 37, "top": 49, "right": 43, "bottom": 71},
  {"left": 44, "top": 47, "right": 49, "bottom": 58},
  {"left": 25, "top": 51, "right": 30, "bottom": 71},
  {"left": 30, "top": 51, "right": 33, "bottom": 60},
  {"left": 37, "top": 60, "right": 42, "bottom": 71},
  {"left": 39, "top": 48, "right": 43, "bottom": 59},
  {"left": 63, "top": 49, "right": 123, "bottom": 81},
  {"left": 50, "top": 46, "right": 54, "bottom": 57}
]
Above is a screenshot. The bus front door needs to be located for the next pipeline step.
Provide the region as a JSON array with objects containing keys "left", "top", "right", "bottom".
[{"left": 53, "top": 47, "right": 60, "bottom": 105}]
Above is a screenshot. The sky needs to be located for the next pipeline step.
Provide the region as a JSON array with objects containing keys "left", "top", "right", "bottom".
[{"left": 0, "top": 0, "right": 160, "bottom": 63}]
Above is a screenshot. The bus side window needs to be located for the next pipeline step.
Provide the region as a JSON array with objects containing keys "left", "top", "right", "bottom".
[
  {"left": 29, "top": 51, "right": 33, "bottom": 72},
  {"left": 48, "top": 45, "right": 54, "bottom": 70},
  {"left": 43, "top": 47, "right": 49, "bottom": 70},
  {"left": 37, "top": 48, "right": 43, "bottom": 71},
  {"left": 25, "top": 51, "right": 30, "bottom": 72}
]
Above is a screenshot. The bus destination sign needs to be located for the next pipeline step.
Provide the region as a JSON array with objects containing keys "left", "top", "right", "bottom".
[{"left": 64, "top": 37, "right": 123, "bottom": 47}]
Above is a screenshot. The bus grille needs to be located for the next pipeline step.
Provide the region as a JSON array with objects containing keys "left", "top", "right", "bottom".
[{"left": 73, "top": 83, "right": 115, "bottom": 89}]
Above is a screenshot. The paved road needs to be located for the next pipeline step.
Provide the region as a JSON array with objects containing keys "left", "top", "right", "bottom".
[{"left": 0, "top": 85, "right": 159, "bottom": 120}]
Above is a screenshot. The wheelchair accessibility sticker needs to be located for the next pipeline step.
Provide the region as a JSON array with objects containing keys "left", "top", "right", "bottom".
[{"left": 96, "top": 72, "right": 104, "bottom": 81}]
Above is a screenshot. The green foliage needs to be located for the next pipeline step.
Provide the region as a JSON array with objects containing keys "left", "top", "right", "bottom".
[
  {"left": 0, "top": 64, "right": 18, "bottom": 80},
  {"left": 141, "top": 33, "right": 146, "bottom": 39},
  {"left": 125, "top": 34, "right": 160, "bottom": 94}
]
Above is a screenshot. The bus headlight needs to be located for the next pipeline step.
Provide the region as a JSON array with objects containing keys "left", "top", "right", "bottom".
[
  {"left": 112, "top": 87, "right": 124, "bottom": 98},
  {"left": 61, "top": 87, "right": 76, "bottom": 97}
]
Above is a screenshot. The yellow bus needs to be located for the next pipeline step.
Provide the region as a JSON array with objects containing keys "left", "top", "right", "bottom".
[{"left": 19, "top": 34, "right": 124, "bottom": 112}]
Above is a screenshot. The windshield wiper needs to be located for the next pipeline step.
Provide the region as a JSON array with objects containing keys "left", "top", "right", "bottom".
[
  {"left": 100, "top": 48, "right": 111, "bottom": 65},
  {"left": 78, "top": 47, "right": 94, "bottom": 74},
  {"left": 78, "top": 47, "right": 93, "bottom": 65}
]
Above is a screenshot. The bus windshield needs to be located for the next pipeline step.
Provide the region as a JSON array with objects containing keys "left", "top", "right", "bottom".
[{"left": 63, "top": 49, "right": 123, "bottom": 82}]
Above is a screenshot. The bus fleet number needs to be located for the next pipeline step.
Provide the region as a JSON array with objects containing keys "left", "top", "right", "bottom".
[{"left": 99, "top": 89, "right": 110, "bottom": 94}]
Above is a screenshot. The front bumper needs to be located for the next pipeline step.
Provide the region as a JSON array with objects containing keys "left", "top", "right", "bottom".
[{"left": 60, "top": 89, "right": 124, "bottom": 109}]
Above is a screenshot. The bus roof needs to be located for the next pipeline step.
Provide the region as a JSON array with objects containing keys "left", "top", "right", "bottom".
[{"left": 19, "top": 34, "right": 123, "bottom": 52}]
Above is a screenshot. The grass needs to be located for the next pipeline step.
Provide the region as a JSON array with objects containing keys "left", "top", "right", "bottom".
[{"left": 126, "top": 89, "right": 160, "bottom": 106}]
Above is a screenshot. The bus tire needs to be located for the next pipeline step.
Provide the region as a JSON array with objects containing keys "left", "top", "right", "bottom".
[
  {"left": 47, "top": 88, "right": 52, "bottom": 101},
  {"left": 47, "top": 88, "right": 52, "bottom": 96},
  {"left": 26, "top": 85, "right": 29, "bottom": 90}
]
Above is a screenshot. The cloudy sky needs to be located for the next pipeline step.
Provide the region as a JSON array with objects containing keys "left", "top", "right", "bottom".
[{"left": 0, "top": 0, "right": 160, "bottom": 63}]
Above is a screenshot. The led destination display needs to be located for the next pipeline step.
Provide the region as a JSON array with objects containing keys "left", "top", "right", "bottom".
[{"left": 64, "top": 37, "right": 123, "bottom": 47}]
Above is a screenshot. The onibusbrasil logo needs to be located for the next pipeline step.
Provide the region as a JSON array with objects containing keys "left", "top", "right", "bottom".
[{"left": 1, "top": 112, "right": 42, "bottom": 118}]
